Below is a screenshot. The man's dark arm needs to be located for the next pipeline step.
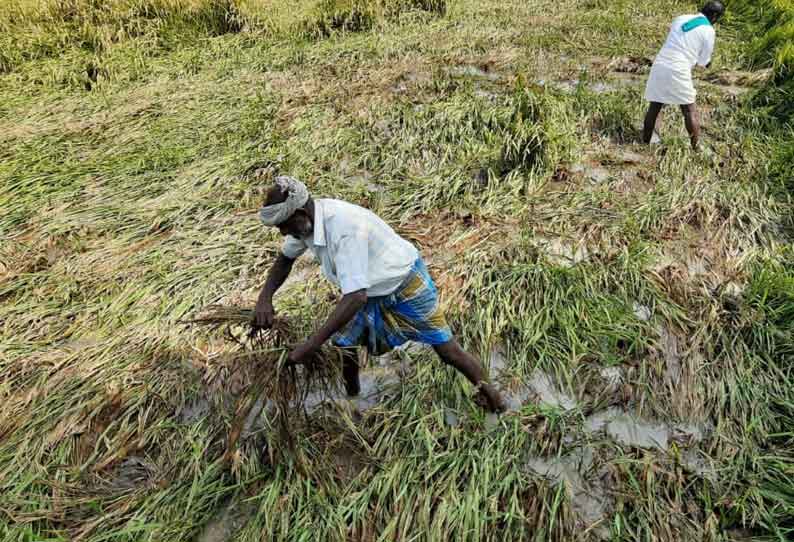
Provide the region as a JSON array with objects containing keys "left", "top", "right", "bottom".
[
  {"left": 253, "top": 254, "right": 295, "bottom": 328},
  {"left": 289, "top": 289, "right": 367, "bottom": 361}
]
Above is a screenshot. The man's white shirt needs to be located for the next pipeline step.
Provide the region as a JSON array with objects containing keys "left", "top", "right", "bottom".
[{"left": 281, "top": 199, "right": 419, "bottom": 297}]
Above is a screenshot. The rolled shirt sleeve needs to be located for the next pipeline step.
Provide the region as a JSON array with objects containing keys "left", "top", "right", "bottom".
[
  {"left": 697, "top": 28, "right": 715, "bottom": 67},
  {"left": 281, "top": 235, "right": 307, "bottom": 260},
  {"left": 333, "top": 232, "right": 371, "bottom": 294}
]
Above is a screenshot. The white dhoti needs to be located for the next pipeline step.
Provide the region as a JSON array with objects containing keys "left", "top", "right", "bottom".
[
  {"left": 644, "top": 63, "right": 696, "bottom": 105},
  {"left": 644, "top": 13, "right": 716, "bottom": 106}
]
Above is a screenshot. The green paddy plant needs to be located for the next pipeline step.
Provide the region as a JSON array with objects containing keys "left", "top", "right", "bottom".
[{"left": 2, "top": 0, "right": 794, "bottom": 540}]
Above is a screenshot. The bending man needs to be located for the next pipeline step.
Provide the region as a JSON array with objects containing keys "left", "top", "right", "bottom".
[
  {"left": 253, "top": 176, "right": 505, "bottom": 412},
  {"left": 642, "top": 1, "right": 725, "bottom": 150}
]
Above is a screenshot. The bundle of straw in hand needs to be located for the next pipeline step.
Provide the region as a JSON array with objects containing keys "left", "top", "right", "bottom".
[{"left": 187, "top": 305, "right": 344, "bottom": 463}]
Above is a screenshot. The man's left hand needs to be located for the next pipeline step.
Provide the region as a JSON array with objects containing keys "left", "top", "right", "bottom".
[{"left": 288, "top": 339, "right": 319, "bottom": 365}]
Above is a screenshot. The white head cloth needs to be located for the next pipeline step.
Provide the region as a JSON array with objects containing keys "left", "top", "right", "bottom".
[{"left": 258, "top": 176, "right": 309, "bottom": 226}]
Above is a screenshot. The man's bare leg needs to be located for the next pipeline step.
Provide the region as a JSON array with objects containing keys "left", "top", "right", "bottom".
[
  {"left": 642, "top": 102, "right": 664, "bottom": 144},
  {"left": 433, "top": 339, "right": 505, "bottom": 412},
  {"left": 339, "top": 347, "right": 360, "bottom": 396},
  {"left": 680, "top": 103, "right": 700, "bottom": 150}
]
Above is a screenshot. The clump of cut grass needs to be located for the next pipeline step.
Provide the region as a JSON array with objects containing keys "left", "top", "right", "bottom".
[{"left": 187, "top": 305, "right": 345, "bottom": 461}]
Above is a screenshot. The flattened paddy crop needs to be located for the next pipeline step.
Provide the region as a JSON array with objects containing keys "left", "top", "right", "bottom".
[{"left": 1, "top": 0, "right": 792, "bottom": 540}]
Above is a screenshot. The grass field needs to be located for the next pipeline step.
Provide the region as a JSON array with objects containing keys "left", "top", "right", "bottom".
[{"left": 1, "top": 0, "right": 793, "bottom": 540}]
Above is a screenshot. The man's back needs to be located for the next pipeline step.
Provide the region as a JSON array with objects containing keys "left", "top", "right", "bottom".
[
  {"left": 282, "top": 198, "right": 419, "bottom": 297},
  {"left": 655, "top": 13, "right": 715, "bottom": 71}
]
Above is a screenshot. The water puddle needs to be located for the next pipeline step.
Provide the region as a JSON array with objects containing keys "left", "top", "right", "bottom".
[
  {"left": 606, "top": 55, "right": 652, "bottom": 74},
  {"left": 584, "top": 408, "right": 708, "bottom": 450},
  {"left": 179, "top": 396, "right": 211, "bottom": 424},
  {"left": 607, "top": 414, "right": 670, "bottom": 449},
  {"left": 589, "top": 81, "right": 615, "bottom": 94},
  {"left": 444, "top": 408, "right": 461, "bottom": 427},
  {"left": 488, "top": 349, "right": 565, "bottom": 413},
  {"left": 503, "top": 387, "right": 532, "bottom": 413},
  {"left": 611, "top": 149, "right": 646, "bottom": 165},
  {"left": 304, "top": 359, "right": 404, "bottom": 415},
  {"left": 632, "top": 302, "right": 651, "bottom": 322},
  {"left": 343, "top": 171, "right": 385, "bottom": 194},
  {"left": 485, "top": 412, "right": 500, "bottom": 429},
  {"left": 528, "top": 369, "right": 577, "bottom": 412},
  {"left": 110, "top": 456, "right": 153, "bottom": 491},
  {"left": 328, "top": 443, "right": 367, "bottom": 483},
  {"left": 390, "top": 69, "right": 431, "bottom": 94},
  {"left": 537, "top": 77, "right": 637, "bottom": 95},
  {"left": 584, "top": 407, "right": 668, "bottom": 448},
  {"left": 524, "top": 447, "right": 610, "bottom": 538},
  {"left": 197, "top": 499, "right": 255, "bottom": 542},
  {"left": 686, "top": 256, "right": 708, "bottom": 277},
  {"left": 532, "top": 235, "right": 590, "bottom": 267},
  {"left": 303, "top": 388, "right": 345, "bottom": 414},
  {"left": 706, "top": 68, "right": 772, "bottom": 87},
  {"left": 570, "top": 162, "right": 611, "bottom": 184},
  {"left": 446, "top": 65, "right": 500, "bottom": 80},
  {"left": 241, "top": 396, "right": 271, "bottom": 438},
  {"left": 599, "top": 366, "right": 623, "bottom": 388},
  {"left": 352, "top": 367, "right": 400, "bottom": 412},
  {"left": 474, "top": 89, "right": 497, "bottom": 100},
  {"left": 489, "top": 347, "right": 508, "bottom": 379},
  {"left": 394, "top": 340, "right": 427, "bottom": 356},
  {"left": 680, "top": 450, "right": 716, "bottom": 482}
]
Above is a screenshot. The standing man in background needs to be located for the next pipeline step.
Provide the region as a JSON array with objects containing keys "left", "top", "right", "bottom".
[{"left": 642, "top": 1, "right": 725, "bottom": 150}]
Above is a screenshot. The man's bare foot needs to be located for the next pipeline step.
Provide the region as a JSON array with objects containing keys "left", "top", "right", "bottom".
[{"left": 474, "top": 382, "right": 505, "bottom": 413}]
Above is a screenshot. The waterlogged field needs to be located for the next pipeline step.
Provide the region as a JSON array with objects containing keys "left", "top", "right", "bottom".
[{"left": 1, "top": 0, "right": 792, "bottom": 541}]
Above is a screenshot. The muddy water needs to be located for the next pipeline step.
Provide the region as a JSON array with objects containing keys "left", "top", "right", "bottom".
[
  {"left": 570, "top": 163, "right": 611, "bottom": 184},
  {"left": 528, "top": 369, "right": 577, "bottom": 411},
  {"left": 680, "top": 449, "right": 716, "bottom": 481},
  {"left": 304, "top": 357, "right": 404, "bottom": 415},
  {"left": 608, "top": 414, "right": 670, "bottom": 449},
  {"left": 352, "top": 367, "right": 400, "bottom": 412},
  {"left": 489, "top": 348, "right": 577, "bottom": 413},
  {"left": 242, "top": 396, "right": 271, "bottom": 437},
  {"left": 446, "top": 65, "right": 500, "bottom": 80},
  {"left": 524, "top": 447, "right": 610, "bottom": 537},
  {"left": 584, "top": 407, "right": 668, "bottom": 448},
  {"left": 196, "top": 500, "right": 254, "bottom": 542},
  {"left": 444, "top": 408, "right": 461, "bottom": 427},
  {"left": 584, "top": 407, "right": 709, "bottom": 450},
  {"left": 179, "top": 397, "right": 211, "bottom": 424},
  {"left": 599, "top": 366, "right": 623, "bottom": 388},
  {"left": 532, "top": 235, "right": 590, "bottom": 267},
  {"left": 488, "top": 348, "right": 532, "bottom": 413},
  {"left": 537, "top": 77, "right": 639, "bottom": 95},
  {"left": 111, "top": 456, "right": 152, "bottom": 490},
  {"left": 632, "top": 302, "right": 652, "bottom": 321}
]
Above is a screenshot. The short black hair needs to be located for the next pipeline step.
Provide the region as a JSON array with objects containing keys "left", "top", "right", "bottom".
[{"left": 702, "top": 1, "right": 725, "bottom": 22}]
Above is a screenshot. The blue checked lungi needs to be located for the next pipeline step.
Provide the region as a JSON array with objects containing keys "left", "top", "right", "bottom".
[{"left": 333, "top": 258, "right": 452, "bottom": 355}]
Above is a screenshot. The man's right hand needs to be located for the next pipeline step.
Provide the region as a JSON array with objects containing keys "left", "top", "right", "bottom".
[{"left": 252, "top": 300, "right": 275, "bottom": 329}]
